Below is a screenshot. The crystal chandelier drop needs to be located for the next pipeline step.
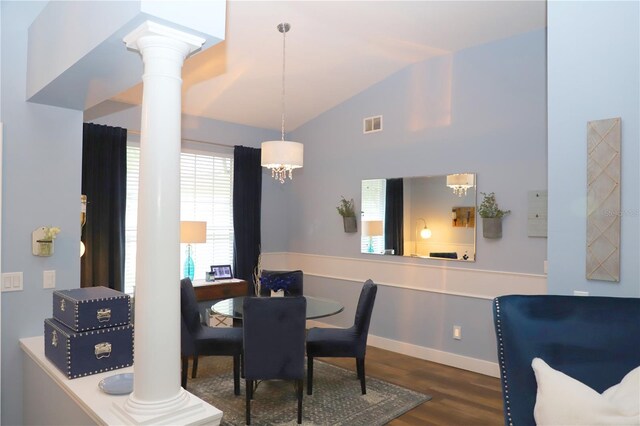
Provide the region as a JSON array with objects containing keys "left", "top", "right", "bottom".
[
  {"left": 261, "top": 23, "right": 304, "bottom": 183},
  {"left": 446, "top": 174, "right": 475, "bottom": 197}
]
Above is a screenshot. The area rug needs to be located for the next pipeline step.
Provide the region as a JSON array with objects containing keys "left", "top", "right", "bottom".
[{"left": 188, "top": 357, "right": 431, "bottom": 425}]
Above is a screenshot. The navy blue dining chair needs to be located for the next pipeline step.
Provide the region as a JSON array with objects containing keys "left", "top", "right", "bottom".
[
  {"left": 259, "top": 269, "right": 303, "bottom": 296},
  {"left": 180, "top": 277, "right": 243, "bottom": 395},
  {"left": 243, "top": 296, "right": 306, "bottom": 425},
  {"left": 306, "top": 280, "right": 378, "bottom": 395}
]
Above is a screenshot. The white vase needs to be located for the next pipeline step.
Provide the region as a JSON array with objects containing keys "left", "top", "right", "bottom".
[{"left": 270, "top": 290, "right": 285, "bottom": 297}]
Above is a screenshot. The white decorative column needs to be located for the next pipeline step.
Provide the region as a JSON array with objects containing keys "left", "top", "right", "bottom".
[{"left": 115, "top": 21, "right": 221, "bottom": 425}]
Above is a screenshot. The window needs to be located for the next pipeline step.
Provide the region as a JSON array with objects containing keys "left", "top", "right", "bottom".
[
  {"left": 360, "top": 179, "right": 386, "bottom": 253},
  {"left": 124, "top": 145, "right": 234, "bottom": 295}
]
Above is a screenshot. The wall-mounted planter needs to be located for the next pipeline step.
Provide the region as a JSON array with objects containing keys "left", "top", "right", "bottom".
[
  {"left": 482, "top": 217, "right": 502, "bottom": 239},
  {"left": 343, "top": 216, "right": 357, "bottom": 233},
  {"left": 32, "top": 227, "right": 56, "bottom": 256}
]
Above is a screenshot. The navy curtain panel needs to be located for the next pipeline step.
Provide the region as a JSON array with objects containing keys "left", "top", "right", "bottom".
[
  {"left": 81, "top": 123, "right": 127, "bottom": 291},
  {"left": 233, "top": 146, "right": 262, "bottom": 291},
  {"left": 385, "top": 178, "right": 404, "bottom": 256}
]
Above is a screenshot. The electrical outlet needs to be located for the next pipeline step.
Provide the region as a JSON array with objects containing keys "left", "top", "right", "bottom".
[
  {"left": 43, "top": 270, "right": 56, "bottom": 289},
  {"left": 453, "top": 325, "right": 462, "bottom": 340},
  {"left": 573, "top": 290, "right": 589, "bottom": 296}
]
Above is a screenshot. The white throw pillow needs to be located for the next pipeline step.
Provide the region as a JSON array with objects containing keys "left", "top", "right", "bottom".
[{"left": 532, "top": 358, "right": 640, "bottom": 426}]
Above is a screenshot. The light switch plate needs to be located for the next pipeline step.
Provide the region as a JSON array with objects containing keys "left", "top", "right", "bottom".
[{"left": 2, "top": 272, "right": 23, "bottom": 292}]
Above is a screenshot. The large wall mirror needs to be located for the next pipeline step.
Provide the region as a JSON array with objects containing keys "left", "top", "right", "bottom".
[{"left": 361, "top": 174, "right": 477, "bottom": 262}]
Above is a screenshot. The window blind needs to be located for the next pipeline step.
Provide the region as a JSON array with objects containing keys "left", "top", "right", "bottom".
[
  {"left": 124, "top": 145, "right": 234, "bottom": 295},
  {"left": 360, "top": 179, "right": 386, "bottom": 253}
]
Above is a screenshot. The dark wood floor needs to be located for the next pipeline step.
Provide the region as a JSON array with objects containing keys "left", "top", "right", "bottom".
[{"left": 319, "top": 346, "right": 504, "bottom": 426}]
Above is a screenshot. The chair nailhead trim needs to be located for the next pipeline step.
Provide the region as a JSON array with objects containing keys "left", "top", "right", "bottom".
[{"left": 494, "top": 297, "right": 513, "bottom": 425}]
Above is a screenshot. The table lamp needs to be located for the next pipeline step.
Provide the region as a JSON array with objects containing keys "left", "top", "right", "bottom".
[
  {"left": 180, "top": 221, "right": 206, "bottom": 280},
  {"left": 362, "top": 220, "right": 384, "bottom": 253}
]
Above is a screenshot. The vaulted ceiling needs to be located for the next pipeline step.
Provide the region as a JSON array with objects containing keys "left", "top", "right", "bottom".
[{"left": 99, "top": 1, "right": 546, "bottom": 131}]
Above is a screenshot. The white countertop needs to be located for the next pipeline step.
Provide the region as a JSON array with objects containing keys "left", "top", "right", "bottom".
[{"left": 20, "top": 336, "right": 222, "bottom": 425}]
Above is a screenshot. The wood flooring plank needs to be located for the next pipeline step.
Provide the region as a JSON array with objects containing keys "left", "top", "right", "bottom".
[{"left": 319, "top": 346, "right": 504, "bottom": 425}]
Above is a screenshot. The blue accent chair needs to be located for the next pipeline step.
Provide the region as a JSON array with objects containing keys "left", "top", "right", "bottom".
[
  {"left": 243, "top": 296, "right": 307, "bottom": 425},
  {"left": 180, "top": 277, "right": 243, "bottom": 394},
  {"left": 259, "top": 269, "right": 304, "bottom": 296},
  {"left": 493, "top": 295, "right": 640, "bottom": 426},
  {"left": 306, "top": 280, "right": 378, "bottom": 395}
]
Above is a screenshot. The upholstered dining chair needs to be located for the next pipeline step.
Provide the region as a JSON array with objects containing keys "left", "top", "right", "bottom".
[
  {"left": 259, "top": 269, "right": 304, "bottom": 296},
  {"left": 306, "top": 279, "right": 378, "bottom": 395},
  {"left": 180, "top": 277, "right": 243, "bottom": 395},
  {"left": 243, "top": 296, "right": 307, "bottom": 425}
]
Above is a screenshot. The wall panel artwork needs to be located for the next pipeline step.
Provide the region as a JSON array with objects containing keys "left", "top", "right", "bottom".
[{"left": 586, "top": 117, "right": 621, "bottom": 282}]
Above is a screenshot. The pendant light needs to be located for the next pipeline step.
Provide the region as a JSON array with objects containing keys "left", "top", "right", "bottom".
[
  {"left": 446, "top": 173, "right": 475, "bottom": 197},
  {"left": 261, "top": 22, "right": 304, "bottom": 183}
]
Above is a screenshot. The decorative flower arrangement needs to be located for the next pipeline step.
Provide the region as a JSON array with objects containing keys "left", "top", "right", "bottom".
[
  {"left": 478, "top": 192, "right": 511, "bottom": 218},
  {"left": 36, "top": 226, "right": 61, "bottom": 256},
  {"left": 337, "top": 196, "right": 358, "bottom": 233},
  {"left": 336, "top": 196, "right": 356, "bottom": 217},
  {"left": 260, "top": 274, "right": 294, "bottom": 293},
  {"left": 42, "top": 226, "right": 61, "bottom": 242}
]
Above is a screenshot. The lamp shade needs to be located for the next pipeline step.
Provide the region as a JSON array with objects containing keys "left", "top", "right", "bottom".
[
  {"left": 446, "top": 173, "right": 475, "bottom": 187},
  {"left": 446, "top": 173, "right": 475, "bottom": 197},
  {"left": 362, "top": 220, "right": 384, "bottom": 237},
  {"left": 180, "top": 221, "right": 206, "bottom": 244},
  {"left": 261, "top": 140, "right": 304, "bottom": 169}
]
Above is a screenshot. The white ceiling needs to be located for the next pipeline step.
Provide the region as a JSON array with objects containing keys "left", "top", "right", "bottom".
[{"left": 108, "top": 1, "right": 546, "bottom": 131}]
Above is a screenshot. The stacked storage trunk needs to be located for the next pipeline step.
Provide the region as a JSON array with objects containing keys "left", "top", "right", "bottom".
[{"left": 44, "top": 287, "right": 134, "bottom": 379}]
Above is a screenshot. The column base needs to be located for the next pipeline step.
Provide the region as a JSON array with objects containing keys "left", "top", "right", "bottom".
[{"left": 113, "top": 389, "right": 222, "bottom": 425}]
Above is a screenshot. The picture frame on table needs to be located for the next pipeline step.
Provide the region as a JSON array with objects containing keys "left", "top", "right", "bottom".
[{"left": 209, "top": 264, "right": 233, "bottom": 281}]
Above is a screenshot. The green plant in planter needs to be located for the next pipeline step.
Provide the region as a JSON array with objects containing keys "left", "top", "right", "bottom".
[
  {"left": 478, "top": 192, "right": 511, "bottom": 218},
  {"left": 336, "top": 196, "right": 356, "bottom": 217},
  {"left": 337, "top": 196, "right": 357, "bottom": 233}
]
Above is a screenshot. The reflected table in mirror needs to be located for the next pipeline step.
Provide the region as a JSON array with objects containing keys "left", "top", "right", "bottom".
[{"left": 212, "top": 296, "right": 344, "bottom": 320}]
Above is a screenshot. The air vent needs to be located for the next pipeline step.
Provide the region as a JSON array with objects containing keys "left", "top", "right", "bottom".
[{"left": 363, "top": 115, "right": 383, "bottom": 134}]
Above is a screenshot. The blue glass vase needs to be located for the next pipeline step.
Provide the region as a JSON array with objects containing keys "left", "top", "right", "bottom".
[{"left": 184, "top": 244, "right": 195, "bottom": 280}]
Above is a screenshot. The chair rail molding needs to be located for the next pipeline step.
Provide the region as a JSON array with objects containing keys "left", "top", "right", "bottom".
[{"left": 262, "top": 252, "right": 547, "bottom": 301}]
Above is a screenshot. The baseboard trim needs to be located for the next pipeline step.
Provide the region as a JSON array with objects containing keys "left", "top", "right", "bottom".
[{"left": 307, "top": 320, "right": 500, "bottom": 378}]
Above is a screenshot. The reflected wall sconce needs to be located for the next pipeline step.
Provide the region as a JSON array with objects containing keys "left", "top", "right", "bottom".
[
  {"left": 446, "top": 173, "right": 475, "bottom": 197},
  {"left": 414, "top": 218, "right": 431, "bottom": 256},
  {"left": 362, "top": 220, "right": 383, "bottom": 253},
  {"left": 261, "top": 22, "right": 304, "bottom": 183}
]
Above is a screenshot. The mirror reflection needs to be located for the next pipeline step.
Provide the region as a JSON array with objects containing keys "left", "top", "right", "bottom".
[{"left": 361, "top": 174, "right": 476, "bottom": 262}]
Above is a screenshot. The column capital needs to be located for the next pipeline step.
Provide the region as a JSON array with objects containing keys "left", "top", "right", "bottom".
[{"left": 124, "top": 21, "right": 205, "bottom": 56}]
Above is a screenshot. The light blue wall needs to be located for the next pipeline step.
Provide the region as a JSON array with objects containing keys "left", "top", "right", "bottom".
[
  {"left": 278, "top": 29, "right": 548, "bottom": 274},
  {"left": 1, "top": 2, "right": 83, "bottom": 425},
  {"left": 269, "top": 29, "right": 547, "bottom": 363},
  {"left": 548, "top": 1, "right": 639, "bottom": 297}
]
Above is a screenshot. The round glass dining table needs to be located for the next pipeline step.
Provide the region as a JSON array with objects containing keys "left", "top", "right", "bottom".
[{"left": 212, "top": 296, "right": 344, "bottom": 320}]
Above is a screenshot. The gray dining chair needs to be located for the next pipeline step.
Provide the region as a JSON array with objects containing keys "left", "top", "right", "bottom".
[
  {"left": 243, "top": 296, "right": 307, "bottom": 425},
  {"left": 306, "top": 279, "right": 378, "bottom": 395}
]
